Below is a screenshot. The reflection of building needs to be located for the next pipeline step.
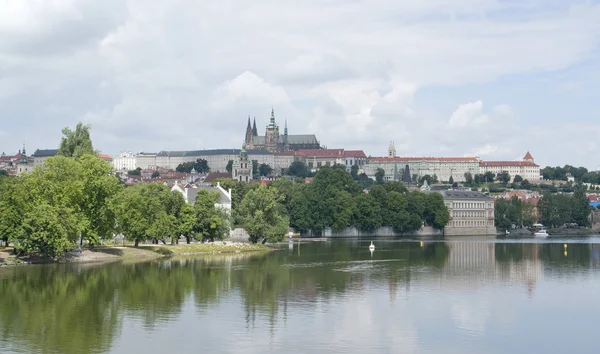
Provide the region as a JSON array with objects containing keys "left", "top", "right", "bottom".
[
  {"left": 443, "top": 241, "right": 543, "bottom": 292},
  {"left": 441, "top": 191, "right": 497, "bottom": 236}
]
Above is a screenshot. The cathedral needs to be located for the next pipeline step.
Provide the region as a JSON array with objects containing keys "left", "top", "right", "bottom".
[{"left": 243, "top": 109, "right": 321, "bottom": 153}]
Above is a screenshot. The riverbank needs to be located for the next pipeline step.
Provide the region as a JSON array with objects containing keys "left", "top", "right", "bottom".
[{"left": 0, "top": 242, "right": 271, "bottom": 266}]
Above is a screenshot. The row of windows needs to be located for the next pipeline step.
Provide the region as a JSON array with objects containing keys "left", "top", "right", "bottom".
[
  {"left": 452, "top": 220, "right": 493, "bottom": 227},
  {"left": 453, "top": 202, "right": 490, "bottom": 209},
  {"left": 453, "top": 211, "right": 485, "bottom": 218}
]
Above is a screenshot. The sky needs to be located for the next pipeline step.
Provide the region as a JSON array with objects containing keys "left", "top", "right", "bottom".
[{"left": 0, "top": 0, "right": 599, "bottom": 169}]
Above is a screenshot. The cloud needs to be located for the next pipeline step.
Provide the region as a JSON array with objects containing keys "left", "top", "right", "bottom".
[{"left": 0, "top": 0, "right": 599, "bottom": 167}]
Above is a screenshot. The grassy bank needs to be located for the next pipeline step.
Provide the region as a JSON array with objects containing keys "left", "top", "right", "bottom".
[{"left": 0, "top": 242, "right": 271, "bottom": 266}]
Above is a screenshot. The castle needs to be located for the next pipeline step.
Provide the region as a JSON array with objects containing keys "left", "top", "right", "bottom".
[{"left": 243, "top": 109, "right": 321, "bottom": 153}]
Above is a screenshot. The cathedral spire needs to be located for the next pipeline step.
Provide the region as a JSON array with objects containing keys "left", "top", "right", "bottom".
[
  {"left": 284, "top": 118, "right": 288, "bottom": 136},
  {"left": 244, "top": 116, "right": 253, "bottom": 146},
  {"left": 252, "top": 117, "right": 258, "bottom": 136},
  {"left": 22, "top": 141, "right": 26, "bottom": 156}
]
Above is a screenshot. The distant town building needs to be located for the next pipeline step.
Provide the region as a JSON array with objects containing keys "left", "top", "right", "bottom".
[
  {"left": 232, "top": 145, "right": 253, "bottom": 183},
  {"left": 112, "top": 151, "right": 137, "bottom": 171},
  {"left": 133, "top": 149, "right": 273, "bottom": 172},
  {"left": 244, "top": 109, "right": 321, "bottom": 152},
  {"left": 440, "top": 190, "right": 497, "bottom": 236},
  {"left": 171, "top": 181, "right": 232, "bottom": 212},
  {"left": 365, "top": 156, "right": 480, "bottom": 182},
  {"left": 31, "top": 149, "right": 58, "bottom": 167},
  {"left": 479, "top": 151, "right": 540, "bottom": 182}
]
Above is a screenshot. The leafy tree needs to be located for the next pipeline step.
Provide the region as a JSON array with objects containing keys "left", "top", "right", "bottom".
[
  {"left": 237, "top": 186, "right": 289, "bottom": 243},
  {"left": 352, "top": 194, "right": 382, "bottom": 231},
  {"left": 252, "top": 160, "right": 259, "bottom": 179},
  {"left": 350, "top": 164, "right": 359, "bottom": 179},
  {"left": 175, "top": 159, "right": 210, "bottom": 173},
  {"left": 496, "top": 171, "right": 511, "bottom": 183},
  {"left": 375, "top": 168, "right": 385, "bottom": 184},
  {"left": 571, "top": 184, "right": 592, "bottom": 226},
  {"left": 226, "top": 160, "right": 233, "bottom": 173},
  {"left": 128, "top": 168, "right": 141, "bottom": 176},
  {"left": 423, "top": 193, "right": 450, "bottom": 230},
  {"left": 151, "top": 171, "right": 160, "bottom": 178},
  {"left": 483, "top": 171, "right": 495, "bottom": 183},
  {"left": 0, "top": 169, "right": 7, "bottom": 177},
  {"left": 521, "top": 179, "right": 532, "bottom": 190},
  {"left": 464, "top": 172, "right": 473, "bottom": 185},
  {"left": 356, "top": 173, "right": 373, "bottom": 189},
  {"left": 179, "top": 203, "right": 197, "bottom": 244},
  {"left": 0, "top": 177, "right": 26, "bottom": 247},
  {"left": 57, "top": 122, "right": 95, "bottom": 158},
  {"left": 258, "top": 163, "right": 273, "bottom": 176},
  {"left": 194, "top": 190, "right": 230, "bottom": 242},
  {"left": 332, "top": 191, "right": 357, "bottom": 232},
  {"left": 513, "top": 175, "right": 523, "bottom": 183},
  {"left": 288, "top": 161, "right": 310, "bottom": 178},
  {"left": 448, "top": 176, "right": 454, "bottom": 185}
]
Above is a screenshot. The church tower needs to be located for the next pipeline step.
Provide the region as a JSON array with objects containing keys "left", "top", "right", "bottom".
[
  {"left": 388, "top": 141, "right": 396, "bottom": 158},
  {"left": 232, "top": 143, "right": 253, "bottom": 183},
  {"left": 265, "top": 108, "right": 280, "bottom": 152},
  {"left": 244, "top": 116, "right": 254, "bottom": 149},
  {"left": 252, "top": 117, "right": 258, "bottom": 136},
  {"left": 18, "top": 142, "right": 30, "bottom": 175}
]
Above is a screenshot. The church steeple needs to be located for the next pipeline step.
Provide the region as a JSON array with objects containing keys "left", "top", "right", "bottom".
[
  {"left": 388, "top": 141, "right": 396, "bottom": 158},
  {"left": 244, "top": 116, "right": 253, "bottom": 146},
  {"left": 252, "top": 117, "right": 258, "bottom": 136},
  {"left": 284, "top": 118, "right": 288, "bottom": 136}
]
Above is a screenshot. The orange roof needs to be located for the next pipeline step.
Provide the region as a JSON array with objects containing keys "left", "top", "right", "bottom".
[
  {"left": 369, "top": 156, "right": 479, "bottom": 162},
  {"left": 480, "top": 161, "right": 538, "bottom": 167},
  {"left": 97, "top": 153, "right": 113, "bottom": 161},
  {"left": 343, "top": 150, "right": 367, "bottom": 158},
  {"left": 296, "top": 149, "right": 344, "bottom": 158},
  {"left": 523, "top": 151, "right": 533, "bottom": 160}
]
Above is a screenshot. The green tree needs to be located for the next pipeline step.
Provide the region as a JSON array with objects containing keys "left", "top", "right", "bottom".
[
  {"left": 521, "top": 179, "right": 532, "bottom": 190},
  {"left": 258, "top": 163, "right": 273, "bottom": 176},
  {"left": 237, "top": 186, "right": 289, "bottom": 243},
  {"left": 175, "top": 159, "right": 210, "bottom": 173},
  {"left": 288, "top": 161, "right": 310, "bottom": 178},
  {"left": 352, "top": 193, "right": 382, "bottom": 231},
  {"left": 496, "top": 171, "right": 511, "bottom": 183},
  {"left": 0, "top": 177, "right": 26, "bottom": 247},
  {"left": 57, "top": 122, "right": 95, "bottom": 158},
  {"left": 513, "top": 175, "right": 523, "bottom": 183},
  {"left": 151, "top": 171, "right": 160, "bottom": 178},
  {"left": 0, "top": 169, "right": 7, "bottom": 177},
  {"left": 423, "top": 193, "right": 450, "bottom": 230},
  {"left": 571, "top": 184, "right": 592, "bottom": 226},
  {"left": 464, "top": 172, "right": 473, "bottom": 185},
  {"left": 226, "top": 160, "right": 233, "bottom": 173},
  {"left": 375, "top": 168, "right": 385, "bottom": 184},
  {"left": 194, "top": 190, "right": 230, "bottom": 242},
  {"left": 350, "top": 164, "right": 359, "bottom": 179},
  {"left": 179, "top": 203, "right": 197, "bottom": 244},
  {"left": 128, "top": 168, "right": 141, "bottom": 176},
  {"left": 448, "top": 176, "right": 454, "bottom": 185}
]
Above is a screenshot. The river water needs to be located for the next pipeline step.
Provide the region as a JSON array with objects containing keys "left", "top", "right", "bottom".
[{"left": 1, "top": 237, "right": 600, "bottom": 354}]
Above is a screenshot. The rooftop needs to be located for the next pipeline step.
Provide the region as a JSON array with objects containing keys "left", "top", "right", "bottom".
[
  {"left": 369, "top": 156, "right": 479, "bottom": 162},
  {"left": 480, "top": 161, "right": 538, "bottom": 167},
  {"left": 441, "top": 190, "right": 493, "bottom": 200}
]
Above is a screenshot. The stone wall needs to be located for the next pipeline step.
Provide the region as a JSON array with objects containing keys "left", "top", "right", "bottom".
[
  {"left": 444, "top": 226, "right": 497, "bottom": 236},
  {"left": 323, "top": 226, "right": 443, "bottom": 238}
]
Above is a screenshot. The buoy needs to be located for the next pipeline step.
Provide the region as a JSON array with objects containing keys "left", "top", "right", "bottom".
[
  {"left": 420, "top": 241, "right": 423, "bottom": 247},
  {"left": 564, "top": 244, "right": 567, "bottom": 248},
  {"left": 564, "top": 251, "right": 568, "bottom": 257}
]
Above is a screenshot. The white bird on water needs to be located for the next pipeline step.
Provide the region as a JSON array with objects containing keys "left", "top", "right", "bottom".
[{"left": 369, "top": 241, "right": 375, "bottom": 251}]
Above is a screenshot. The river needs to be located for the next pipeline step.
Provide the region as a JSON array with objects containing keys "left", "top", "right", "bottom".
[{"left": 1, "top": 236, "right": 600, "bottom": 354}]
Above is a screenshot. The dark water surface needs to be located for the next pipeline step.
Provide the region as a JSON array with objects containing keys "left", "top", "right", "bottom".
[{"left": 1, "top": 237, "right": 600, "bottom": 354}]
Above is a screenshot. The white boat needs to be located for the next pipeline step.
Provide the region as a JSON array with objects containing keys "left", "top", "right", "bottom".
[{"left": 534, "top": 229, "right": 549, "bottom": 237}]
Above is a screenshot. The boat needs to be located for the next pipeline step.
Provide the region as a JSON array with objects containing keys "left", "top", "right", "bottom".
[{"left": 534, "top": 225, "right": 549, "bottom": 238}]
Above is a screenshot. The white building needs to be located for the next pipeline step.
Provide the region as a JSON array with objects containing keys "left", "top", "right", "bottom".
[
  {"left": 171, "top": 182, "right": 232, "bottom": 213},
  {"left": 112, "top": 151, "right": 137, "bottom": 171},
  {"left": 479, "top": 152, "right": 540, "bottom": 182},
  {"left": 273, "top": 151, "right": 302, "bottom": 176},
  {"left": 440, "top": 190, "right": 497, "bottom": 236},
  {"left": 134, "top": 149, "right": 273, "bottom": 172},
  {"left": 365, "top": 156, "right": 480, "bottom": 182},
  {"left": 232, "top": 146, "right": 253, "bottom": 183}
]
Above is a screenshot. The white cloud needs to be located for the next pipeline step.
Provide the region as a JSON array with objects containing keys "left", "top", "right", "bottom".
[{"left": 0, "top": 0, "right": 599, "bottom": 167}]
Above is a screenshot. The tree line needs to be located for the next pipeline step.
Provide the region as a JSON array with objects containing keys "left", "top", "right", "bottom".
[{"left": 213, "top": 166, "right": 450, "bottom": 236}]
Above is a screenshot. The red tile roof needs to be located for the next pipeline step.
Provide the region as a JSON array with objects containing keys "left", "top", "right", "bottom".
[
  {"left": 97, "top": 153, "right": 113, "bottom": 161},
  {"left": 523, "top": 151, "right": 533, "bottom": 160},
  {"left": 203, "top": 172, "right": 232, "bottom": 183},
  {"left": 296, "top": 149, "right": 344, "bottom": 158},
  {"left": 369, "top": 157, "right": 479, "bottom": 163},
  {"left": 480, "top": 161, "right": 538, "bottom": 167},
  {"left": 343, "top": 150, "right": 367, "bottom": 158}
]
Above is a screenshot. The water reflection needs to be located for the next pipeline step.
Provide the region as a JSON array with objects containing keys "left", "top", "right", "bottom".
[{"left": 0, "top": 239, "right": 599, "bottom": 354}]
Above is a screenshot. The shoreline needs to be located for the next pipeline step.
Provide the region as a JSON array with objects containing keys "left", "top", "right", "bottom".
[{"left": 0, "top": 242, "right": 273, "bottom": 267}]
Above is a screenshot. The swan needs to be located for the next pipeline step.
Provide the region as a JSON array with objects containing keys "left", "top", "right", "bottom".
[{"left": 369, "top": 241, "right": 375, "bottom": 251}]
